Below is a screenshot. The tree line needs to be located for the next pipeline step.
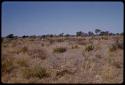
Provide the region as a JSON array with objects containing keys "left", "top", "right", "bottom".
[{"left": 5, "top": 29, "right": 123, "bottom": 38}]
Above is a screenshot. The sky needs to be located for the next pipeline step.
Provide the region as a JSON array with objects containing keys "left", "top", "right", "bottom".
[{"left": 2, "top": 1, "right": 123, "bottom": 37}]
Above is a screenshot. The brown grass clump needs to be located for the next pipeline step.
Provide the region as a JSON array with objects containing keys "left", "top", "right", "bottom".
[
  {"left": 109, "top": 41, "right": 123, "bottom": 52},
  {"left": 28, "top": 48, "right": 47, "bottom": 60},
  {"left": 109, "top": 44, "right": 117, "bottom": 52},
  {"left": 56, "top": 39, "right": 64, "bottom": 42},
  {"left": 16, "top": 58, "right": 28, "bottom": 67},
  {"left": 19, "top": 46, "right": 28, "bottom": 53},
  {"left": 53, "top": 47, "right": 67, "bottom": 53},
  {"left": 71, "top": 45, "right": 79, "bottom": 49},
  {"left": 101, "top": 36, "right": 108, "bottom": 40},
  {"left": 85, "top": 44, "right": 94, "bottom": 52},
  {"left": 22, "top": 64, "right": 50, "bottom": 79},
  {"left": 77, "top": 40, "right": 88, "bottom": 45},
  {"left": 2, "top": 56, "right": 14, "bottom": 74},
  {"left": 56, "top": 69, "right": 73, "bottom": 78}
]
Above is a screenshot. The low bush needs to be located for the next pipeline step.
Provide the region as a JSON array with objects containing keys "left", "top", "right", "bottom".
[
  {"left": 22, "top": 65, "right": 50, "bottom": 79},
  {"left": 53, "top": 47, "right": 67, "bottom": 53},
  {"left": 85, "top": 44, "right": 94, "bottom": 52},
  {"left": 71, "top": 45, "right": 79, "bottom": 49}
]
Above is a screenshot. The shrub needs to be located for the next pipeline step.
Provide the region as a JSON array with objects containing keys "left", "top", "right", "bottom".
[
  {"left": 71, "top": 45, "right": 79, "bottom": 49},
  {"left": 22, "top": 65, "right": 50, "bottom": 79},
  {"left": 6, "top": 34, "right": 14, "bottom": 38},
  {"left": 85, "top": 44, "right": 94, "bottom": 52},
  {"left": 53, "top": 47, "right": 67, "bottom": 53},
  {"left": 101, "top": 36, "right": 108, "bottom": 40}
]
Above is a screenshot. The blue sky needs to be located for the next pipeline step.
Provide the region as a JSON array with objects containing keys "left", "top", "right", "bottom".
[{"left": 2, "top": 1, "right": 123, "bottom": 37}]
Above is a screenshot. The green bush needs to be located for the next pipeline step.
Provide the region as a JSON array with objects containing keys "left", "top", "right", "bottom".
[
  {"left": 85, "top": 44, "right": 94, "bottom": 52},
  {"left": 53, "top": 47, "right": 67, "bottom": 53},
  {"left": 22, "top": 65, "right": 50, "bottom": 79}
]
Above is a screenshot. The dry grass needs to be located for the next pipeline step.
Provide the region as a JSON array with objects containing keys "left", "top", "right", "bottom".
[
  {"left": 2, "top": 56, "right": 14, "bottom": 73},
  {"left": 1, "top": 35, "right": 123, "bottom": 83},
  {"left": 28, "top": 48, "right": 47, "bottom": 60}
]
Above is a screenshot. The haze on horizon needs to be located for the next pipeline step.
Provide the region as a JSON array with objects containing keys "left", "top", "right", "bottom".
[{"left": 2, "top": 1, "right": 123, "bottom": 37}]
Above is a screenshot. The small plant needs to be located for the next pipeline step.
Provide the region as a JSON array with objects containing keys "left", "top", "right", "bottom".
[
  {"left": 85, "top": 44, "right": 94, "bottom": 52},
  {"left": 16, "top": 58, "right": 28, "bottom": 67},
  {"left": 53, "top": 47, "right": 67, "bottom": 53},
  {"left": 22, "top": 65, "right": 50, "bottom": 79},
  {"left": 20, "top": 46, "right": 28, "bottom": 53},
  {"left": 109, "top": 44, "right": 117, "bottom": 52},
  {"left": 71, "top": 45, "right": 79, "bottom": 49},
  {"left": 49, "top": 39, "right": 55, "bottom": 45}
]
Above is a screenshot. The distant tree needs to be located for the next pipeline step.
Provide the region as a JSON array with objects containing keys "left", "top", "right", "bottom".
[
  {"left": 76, "top": 31, "right": 82, "bottom": 36},
  {"left": 30, "top": 35, "right": 36, "bottom": 38},
  {"left": 50, "top": 34, "right": 54, "bottom": 37},
  {"left": 22, "top": 35, "right": 28, "bottom": 38},
  {"left": 109, "top": 32, "right": 114, "bottom": 36},
  {"left": 65, "top": 34, "right": 70, "bottom": 37},
  {"left": 99, "top": 31, "right": 105, "bottom": 36},
  {"left": 99, "top": 31, "right": 109, "bottom": 36},
  {"left": 95, "top": 29, "right": 101, "bottom": 35},
  {"left": 105, "top": 31, "right": 109, "bottom": 35},
  {"left": 88, "top": 31, "right": 94, "bottom": 36},
  {"left": 120, "top": 32, "right": 123, "bottom": 35},
  {"left": 59, "top": 33, "right": 64, "bottom": 37},
  {"left": 116, "top": 33, "right": 120, "bottom": 35},
  {"left": 41, "top": 35, "right": 46, "bottom": 38},
  {"left": 6, "top": 34, "right": 14, "bottom": 38}
]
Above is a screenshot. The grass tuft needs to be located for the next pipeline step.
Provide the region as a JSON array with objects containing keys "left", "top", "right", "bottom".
[
  {"left": 85, "top": 44, "right": 94, "bottom": 52},
  {"left": 22, "top": 64, "right": 50, "bottom": 79},
  {"left": 53, "top": 47, "right": 67, "bottom": 53}
]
